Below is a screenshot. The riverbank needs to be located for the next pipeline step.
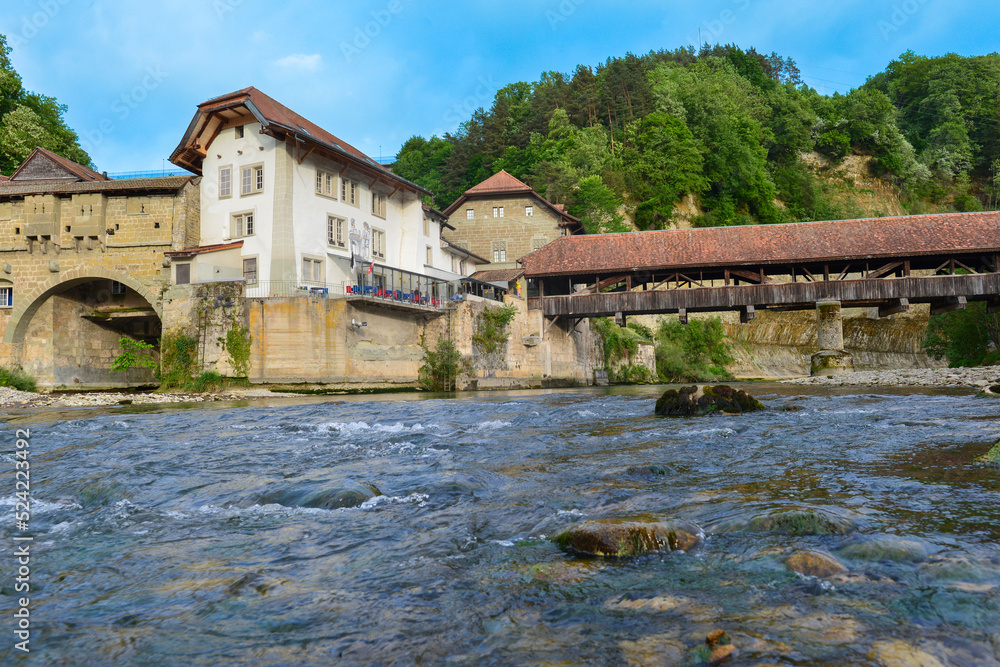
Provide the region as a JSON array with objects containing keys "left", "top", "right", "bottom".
[
  {"left": 2, "top": 365, "right": 999, "bottom": 410},
  {"left": 782, "top": 365, "right": 1000, "bottom": 391}
]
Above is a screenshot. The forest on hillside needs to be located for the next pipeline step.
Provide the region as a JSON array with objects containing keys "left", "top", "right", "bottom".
[
  {"left": 393, "top": 46, "right": 1000, "bottom": 233},
  {"left": 0, "top": 35, "right": 90, "bottom": 174}
]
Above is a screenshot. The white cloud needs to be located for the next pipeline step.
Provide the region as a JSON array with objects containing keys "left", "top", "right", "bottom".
[{"left": 274, "top": 53, "right": 323, "bottom": 72}]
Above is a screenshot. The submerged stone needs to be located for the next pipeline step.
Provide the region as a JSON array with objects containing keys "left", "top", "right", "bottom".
[
  {"left": 786, "top": 550, "right": 849, "bottom": 579},
  {"left": 747, "top": 509, "right": 851, "bottom": 536},
  {"left": 868, "top": 640, "right": 946, "bottom": 667},
  {"left": 654, "top": 385, "right": 764, "bottom": 417},
  {"left": 553, "top": 517, "right": 704, "bottom": 558},
  {"left": 838, "top": 536, "right": 929, "bottom": 563}
]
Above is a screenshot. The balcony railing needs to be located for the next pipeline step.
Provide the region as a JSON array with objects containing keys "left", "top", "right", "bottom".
[{"left": 244, "top": 267, "right": 457, "bottom": 308}]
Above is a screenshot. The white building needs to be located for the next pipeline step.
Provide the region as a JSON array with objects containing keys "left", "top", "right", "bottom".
[{"left": 170, "top": 87, "right": 476, "bottom": 303}]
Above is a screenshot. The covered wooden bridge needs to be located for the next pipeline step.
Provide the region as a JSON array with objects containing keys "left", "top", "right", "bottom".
[{"left": 520, "top": 211, "right": 1000, "bottom": 374}]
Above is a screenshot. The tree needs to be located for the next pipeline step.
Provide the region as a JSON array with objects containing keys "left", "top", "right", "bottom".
[
  {"left": 923, "top": 302, "right": 1000, "bottom": 367},
  {"left": 0, "top": 34, "right": 92, "bottom": 174}
]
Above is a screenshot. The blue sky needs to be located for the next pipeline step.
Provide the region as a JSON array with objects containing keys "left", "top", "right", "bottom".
[{"left": 2, "top": 0, "right": 997, "bottom": 173}]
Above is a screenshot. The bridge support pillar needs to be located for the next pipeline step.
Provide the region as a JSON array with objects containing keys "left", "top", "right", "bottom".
[{"left": 810, "top": 300, "right": 854, "bottom": 376}]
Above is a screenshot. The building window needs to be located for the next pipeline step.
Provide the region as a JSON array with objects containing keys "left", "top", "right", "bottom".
[
  {"left": 451, "top": 255, "right": 457, "bottom": 273},
  {"left": 175, "top": 264, "right": 191, "bottom": 285},
  {"left": 423, "top": 218, "right": 430, "bottom": 236},
  {"left": 532, "top": 237, "right": 547, "bottom": 251},
  {"left": 316, "top": 169, "right": 335, "bottom": 198},
  {"left": 302, "top": 257, "right": 323, "bottom": 283},
  {"left": 371, "top": 191, "right": 386, "bottom": 218},
  {"left": 525, "top": 205, "right": 533, "bottom": 217},
  {"left": 110, "top": 281, "right": 126, "bottom": 295},
  {"left": 241, "top": 164, "right": 264, "bottom": 196},
  {"left": 492, "top": 240, "right": 507, "bottom": 263},
  {"left": 341, "top": 179, "right": 357, "bottom": 205},
  {"left": 231, "top": 212, "right": 254, "bottom": 238},
  {"left": 243, "top": 257, "right": 257, "bottom": 285},
  {"left": 372, "top": 229, "right": 385, "bottom": 260},
  {"left": 219, "top": 165, "right": 232, "bottom": 199},
  {"left": 235, "top": 125, "right": 244, "bottom": 139},
  {"left": 459, "top": 259, "right": 466, "bottom": 274},
  {"left": 327, "top": 215, "right": 346, "bottom": 248},
  {"left": 425, "top": 245, "right": 432, "bottom": 265},
  {"left": 493, "top": 206, "right": 504, "bottom": 218},
  {"left": 466, "top": 208, "right": 474, "bottom": 220},
  {"left": 0, "top": 286, "right": 12, "bottom": 307}
]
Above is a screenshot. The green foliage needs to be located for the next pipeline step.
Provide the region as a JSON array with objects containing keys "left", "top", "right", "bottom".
[
  {"left": 654, "top": 317, "right": 734, "bottom": 382},
  {"left": 0, "top": 35, "right": 91, "bottom": 174},
  {"left": 591, "top": 317, "right": 655, "bottom": 384},
  {"left": 0, "top": 365, "right": 35, "bottom": 392},
  {"left": 923, "top": 301, "right": 1000, "bottom": 367},
  {"left": 419, "top": 338, "right": 468, "bottom": 392},
  {"left": 159, "top": 333, "right": 199, "bottom": 390},
  {"left": 111, "top": 337, "right": 158, "bottom": 374},
  {"left": 571, "top": 174, "right": 628, "bottom": 234},
  {"left": 187, "top": 371, "right": 224, "bottom": 393},
  {"left": 393, "top": 47, "right": 1000, "bottom": 230},
  {"left": 473, "top": 303, "right": 518, "bottom": 356},
  {"left": 223, "top": 323, "right": 252, "bottom": 378}
]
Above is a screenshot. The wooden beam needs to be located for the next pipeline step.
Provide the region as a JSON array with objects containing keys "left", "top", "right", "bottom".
[
  {"left": 296, "top": 145, "right": 315, "bottom": 165},
  {"left": 677, "top": 273, "right": 705, "bottom": 288},
  {"left": 730, "top": 269, "right": 763, "bottom": 284},
  {"left": 615, "top": 312, "right": 626, "bottom": 327},
  {"left": 930, "top": 296, "right": 967, "bottom": 316},
  {"left": 581, "top": 274, "right": 628, "bottom": 295},
  {"left": 740, "top": 305, "right": 755, "bottom": 323},
  {"left": 678, "top": 308, "right": 688, "bottom": 325},
  {"left": 543, "top": 316, "right": 561, "bottom": 336},
  {"left": 800, "top": 267, "right": 817, "bottom": 283},
  {"left": 867, "top": 261, "right": 904, "bottom": 280},
  {"left": 878, "top": 298, "right": 910, "bottom": 318},
  {"left": 836, "top": 264, "right": 851, "bottom": 281}
]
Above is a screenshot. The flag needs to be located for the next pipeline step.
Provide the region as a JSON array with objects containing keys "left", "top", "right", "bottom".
[
  {"left": 350, "top": 253, "right": 356, "bottom": 271},
  {"left": 366, "top": 261, "right": 373, "bottom": 275}
]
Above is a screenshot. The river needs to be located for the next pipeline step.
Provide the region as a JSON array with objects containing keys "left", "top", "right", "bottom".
[{"left": 2, "top": 385, "right": 999, "bottom": 666}]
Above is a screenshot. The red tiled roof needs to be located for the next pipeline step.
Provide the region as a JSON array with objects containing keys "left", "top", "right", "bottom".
[
  {"left": 170, "top": 87, "right": 429, "bottom": 195},
  {"left": 0, "top": 174, "right": 8, "bottom": 181},
  {"left": 442, "top": 170, "right": 583, "bottom": 232},
  {"left": 9, "top": 147, "right": 109, "bottom": 182},
  {"left": 521, "top": 212, "right": 1000, "bottom": 277},
  {"left": 0, "top": 176, "right": 193, "bottom": 197},
  {"left": 165, "top": 240, "right": 244, "bottom": 258},
  {"left": 471, "top": 268, "right": 525, "bottom": 283},
  {"left": 465, "top": 170, "right": 534, "bottom": 195}
]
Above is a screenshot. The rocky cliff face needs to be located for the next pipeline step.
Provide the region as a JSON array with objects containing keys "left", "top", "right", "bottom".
[{"left": 722, "top": 307, "right": 942, "bottom": 379}]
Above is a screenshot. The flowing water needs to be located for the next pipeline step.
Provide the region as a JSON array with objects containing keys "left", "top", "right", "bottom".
[{"left": 2, "top": 385, "right": 1000, "bottom": 666}]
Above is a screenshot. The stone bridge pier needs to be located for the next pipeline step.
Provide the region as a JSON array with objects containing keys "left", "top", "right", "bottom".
[{"left": 810, "top": 300, "right": 854, "bottom": 376}]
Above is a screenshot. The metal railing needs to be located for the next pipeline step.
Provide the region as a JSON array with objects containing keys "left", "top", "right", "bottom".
[{"left": 244, "top": 273, "right": 455, "bottom": 308}]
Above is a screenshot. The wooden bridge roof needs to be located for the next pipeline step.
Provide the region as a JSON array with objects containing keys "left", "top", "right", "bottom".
[{"left": 520, "top": 211, "right": 1000, "bottom": 277}]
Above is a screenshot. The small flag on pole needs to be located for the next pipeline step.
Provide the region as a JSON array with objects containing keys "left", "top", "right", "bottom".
[{"left": 366, "top": 261, "right": 374, "bottom": 275}]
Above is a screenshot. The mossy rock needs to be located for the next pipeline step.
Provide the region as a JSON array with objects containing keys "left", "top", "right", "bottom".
[
  {"left": 554, "top": 517, "right": 704, "bottom": 558},
  {"left": 786, "top": 550, "right": 849, "bottom": 578},
  {"left": 747, "top": 509, "right": 851, "bottom": 536},
  {"left": 978, "top": 440, "right": 1000, "bottom": 465},
  {"left": 655, "top": 385, "right": 764, "bottom": 417},
  {"left": 837, "top": 536, "right": 928, "bottom": 563}
]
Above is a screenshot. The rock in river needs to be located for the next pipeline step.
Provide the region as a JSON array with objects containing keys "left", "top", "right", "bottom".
[
  {"left": 786, "top": 550, "right": 849, "bottom": 579},
  {"left": 554, "top": 517, "right": 704, "bottom": 557},
  {"left": 655, "top": 385, "right": 765, "bottom": 417}
]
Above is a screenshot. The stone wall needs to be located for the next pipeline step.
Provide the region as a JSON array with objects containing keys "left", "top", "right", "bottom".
[
  {"left": 447, "top": 195, "right": 566, "bottom": 269},
  {"left": 162, "top": 290, "right": 598, "bottom": 389}
]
